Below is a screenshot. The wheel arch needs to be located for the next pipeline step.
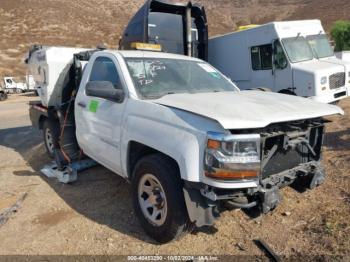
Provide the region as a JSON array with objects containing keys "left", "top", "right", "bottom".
[
  {"left": 127, "top": 141, "right": 181, "bottom": 181},
  {"left": 38, "top": 115, "right": 47, "bottom": 130}
]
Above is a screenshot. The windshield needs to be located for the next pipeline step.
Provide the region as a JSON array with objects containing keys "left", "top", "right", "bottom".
[
  {"left": 125, "top": 58, "right": 237, "bottom": 99},
  {"left": 282, "top": 36, "right": 314, "bottom": 63},
  {"left": 306, "top": 34, "right": 334, "bottom": 58}
]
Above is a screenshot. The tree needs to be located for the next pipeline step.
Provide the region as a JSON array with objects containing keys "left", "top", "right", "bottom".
[{"left": 331, "top": 20, "right": 350, "bottom": 51}]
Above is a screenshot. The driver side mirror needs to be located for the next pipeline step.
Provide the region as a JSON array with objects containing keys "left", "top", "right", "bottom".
[{"left": 86, "top": 81, "right": 125, "bottom": 103}]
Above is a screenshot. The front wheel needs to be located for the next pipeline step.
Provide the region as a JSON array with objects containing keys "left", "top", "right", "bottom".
[{"left": 132, "top": 154, "right": 192, "bottom": 243}]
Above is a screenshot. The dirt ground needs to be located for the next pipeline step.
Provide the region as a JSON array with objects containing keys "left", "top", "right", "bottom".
[{"left": 0, "top": 93, "right": 349, "bottom": 259}]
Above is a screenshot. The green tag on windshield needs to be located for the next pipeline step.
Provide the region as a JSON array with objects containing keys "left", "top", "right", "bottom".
[{"left": 89, "top": 100, "right": 99, "bottom": 113}]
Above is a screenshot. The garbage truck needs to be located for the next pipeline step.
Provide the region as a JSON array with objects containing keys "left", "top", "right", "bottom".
[
  {"left": 208, "top": 20, "right": 350, "bottom": 104},
  {"left": 27, "top": 44, "right": 343, "bottom": 243}
]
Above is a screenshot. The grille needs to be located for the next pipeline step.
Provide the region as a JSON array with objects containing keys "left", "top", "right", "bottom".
[
  {"left": 329, "top": 72, "right": 345, "bottom": 90},
  {"left": 261, "top": 125, "right": 324, "bottom": 179}
]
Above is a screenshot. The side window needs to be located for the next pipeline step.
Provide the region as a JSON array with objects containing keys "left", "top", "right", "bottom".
[
  {"left": 274, "top": 40, "right": 288, "bottom": 70},
  {"left": 251, "top": 44, "right": 272, "bottom": 70},
  {"left": 6, "top": 79, "right": 12, "bottom": 84},
  {"left": 89, "top": 57, "right": 122, "bottom": 89}
]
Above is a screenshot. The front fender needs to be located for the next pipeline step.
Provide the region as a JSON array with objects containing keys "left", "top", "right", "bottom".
[{"left": 120, "top": 99, "right": 225, "bottom": 182}]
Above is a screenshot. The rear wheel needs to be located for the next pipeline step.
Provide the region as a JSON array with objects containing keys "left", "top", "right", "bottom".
[
  {"left": 15, "top": 88, "right": 23, "bottom": 94},
  {"left": 132, "top": 154, "right": 191, "bottom": 243},
  {"left": 43, "top": 120, "right": 60, "bottom": 158}
]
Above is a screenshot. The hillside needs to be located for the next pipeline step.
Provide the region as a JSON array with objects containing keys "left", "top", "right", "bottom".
[{"left": 0, "top": 0, "right": 349, "bottom": 78}]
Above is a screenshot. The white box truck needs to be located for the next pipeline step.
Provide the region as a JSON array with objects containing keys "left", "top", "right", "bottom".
[
  {"left": 2, "top": 77, "right": 28, "bottom": 93},
  {"left": 336, "top": 51, "right": 350, "bottom": 63},
  {"left": 27, "top": 45, "right": 343, "bottom": 243},
  {"left": 208, "top": 20, "right": 350, "bottom": 104},
  {"left": 2, "top": 76, "right": 37, "bottom": 94}
]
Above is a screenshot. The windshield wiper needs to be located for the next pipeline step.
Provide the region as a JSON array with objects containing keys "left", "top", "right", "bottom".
[{"left": 143, "top": 92, "right": 182, "bottom": 100}]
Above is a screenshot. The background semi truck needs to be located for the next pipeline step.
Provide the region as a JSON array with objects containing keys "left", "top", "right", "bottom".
[
  {"left": 119, "top": 0, "right": 208, "bottom": 60},
  {"left": 27, "top": 45, "right": 343, "bottom": 243},
  {"left": 208, "top": 20, "right": 350, "bottom": 104}
]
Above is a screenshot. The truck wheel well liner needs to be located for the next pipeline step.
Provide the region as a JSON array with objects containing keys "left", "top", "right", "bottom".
[
  {"left": 127, "top": 141, "right": 180, "bottom": 180},
  {"left": 38, "top": 115, "right": 47, "bottom": 130}
]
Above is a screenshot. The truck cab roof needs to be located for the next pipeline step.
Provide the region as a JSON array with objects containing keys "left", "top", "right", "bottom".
[
  {"left": 210, "top": 19, "right": 324, "bottom": 40},
  {"left": 98, "top": 50, "right": 203, "bottom": 62}
]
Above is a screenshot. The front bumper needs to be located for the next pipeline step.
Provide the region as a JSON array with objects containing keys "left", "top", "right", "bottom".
[
  {"left": 184, "top": 161, "right": 325, "bottom": 226},
  {"left": 310, "top": 87, "right": 348, "bottom": 103}
]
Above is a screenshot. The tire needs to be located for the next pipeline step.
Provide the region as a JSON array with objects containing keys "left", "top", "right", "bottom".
[
  {"left": 132, "top": 154, "right": 191, "bottom": 243},
  {"left": 16, "top": 88, "right": 23, "bottom": 94},
  {"left": 43, "top": 120, "right": 60, "bottom": 158},
  {"left": 0, "top": 93, "right": 6, "bottom": 101},
  {"left": 278, "top": 89, "right": 296, "bottom": 96},
  {"left": 330, "top": 101, "right": 340, "bottom": 105},
  {"left": 256, "top": 87, "right": 272, "bottom": 92}
]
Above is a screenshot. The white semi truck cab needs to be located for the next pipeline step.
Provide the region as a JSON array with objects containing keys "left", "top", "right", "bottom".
[
  {"left": 209, "top": 20, "right": 350, "bottom": 104},
  {"left": 27, "top": 46, "right": 343, "bottom": 243}
]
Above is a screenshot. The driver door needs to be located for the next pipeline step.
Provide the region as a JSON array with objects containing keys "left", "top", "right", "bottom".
[
  {"left": 273, "top": 39, "right": 294, "bottom": 93},
  {"left": 75, "top": 56, "right": 126, "bottom": 174}
]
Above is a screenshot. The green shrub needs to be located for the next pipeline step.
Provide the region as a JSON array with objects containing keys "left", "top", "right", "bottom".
[{"left": 331, "top": 20, "right": 350, "bottom": 51}]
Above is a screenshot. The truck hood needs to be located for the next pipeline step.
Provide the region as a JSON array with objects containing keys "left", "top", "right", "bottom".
[
  {"left": 319, "top": 57, "right": 350, "bottom": 71},
  {"left": 292, "top": 59, "right": 345, "bottom": 74},
  {"left": 152, "top": 91, "right": 344, "bottom": 129}
]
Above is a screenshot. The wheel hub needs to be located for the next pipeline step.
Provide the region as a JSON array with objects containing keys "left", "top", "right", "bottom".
[{"left": 138, "top": 174, "right": 167, "bottom": 226}]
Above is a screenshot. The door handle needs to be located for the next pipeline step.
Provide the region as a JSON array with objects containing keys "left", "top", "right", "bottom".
[{"left": 77, "top": 101, "right": 86, "bottom": 108}]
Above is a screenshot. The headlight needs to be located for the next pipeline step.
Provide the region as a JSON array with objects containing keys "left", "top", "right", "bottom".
[
  {"left": 204, "top": 132, "right": 261, "bottom": 181},
  {"left": 320, "top": 76, "right": 327, "bottom": 85}
]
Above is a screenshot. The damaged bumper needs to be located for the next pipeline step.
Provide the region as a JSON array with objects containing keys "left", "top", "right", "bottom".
[{"left": 184, "top": 161, "right": 325, "bottom": 227}]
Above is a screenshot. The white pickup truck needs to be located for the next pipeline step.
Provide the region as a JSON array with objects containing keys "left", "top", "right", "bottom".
[{"left": 28, "top": 47, "right": 343, "bottom": 243}]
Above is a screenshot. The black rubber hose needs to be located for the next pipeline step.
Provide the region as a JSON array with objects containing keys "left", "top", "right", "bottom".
[
  {"left": 226, "top": 200, "right": 257, "bottom": 209},
  {"left": 59, "top": 112, "right": 80, "bottom": 161}
]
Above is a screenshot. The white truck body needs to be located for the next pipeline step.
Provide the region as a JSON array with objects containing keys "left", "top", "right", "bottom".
[
  {"left": 74, "top": 50, "right": 342, "bottom": 189},
  {"left": 25, "top": 75, "right": 36, "bottom": 91},
  {"left": 28, "top": 48, "right": 343, "bottom": 242},
  {"left": 27, "top": 46, "right": 89, "bottom": 107},
  {"left": 336, "top": 51, "right": 350, "bottom": 62},
  {"left": 209, "top": 20, "right": 350, "bottom": 104},
  {"left": 3, "top": 77, "right": 27, "bottom": 92}
]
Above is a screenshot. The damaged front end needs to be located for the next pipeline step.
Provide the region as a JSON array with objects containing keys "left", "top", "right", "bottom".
[{"left": 184, "top": 118, "right": 327, "bottom": 227}]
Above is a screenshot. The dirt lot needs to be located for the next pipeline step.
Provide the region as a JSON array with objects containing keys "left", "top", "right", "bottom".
[
  {"left": 0, "top": 0, "right": 350, "bottom": 258},
  {"left": 0, "top": 93, "right": 349, "bottom": 258}
]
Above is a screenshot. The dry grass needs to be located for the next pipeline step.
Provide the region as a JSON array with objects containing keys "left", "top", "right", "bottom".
[{"left": 0, "top": 0, "right": 350, "bottom": 79}]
